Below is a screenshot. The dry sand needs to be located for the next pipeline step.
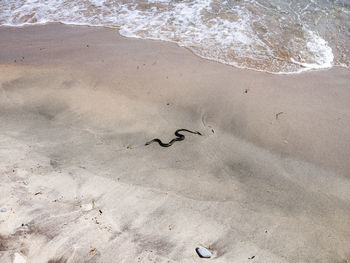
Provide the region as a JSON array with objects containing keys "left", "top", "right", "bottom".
[{"left": 0, "top": 23, "right": 350, "bottom": 263}]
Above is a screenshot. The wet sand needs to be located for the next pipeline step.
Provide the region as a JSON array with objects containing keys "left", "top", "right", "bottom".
[{"left": 0, "top": 23, "right": 350, "bottom": 263}]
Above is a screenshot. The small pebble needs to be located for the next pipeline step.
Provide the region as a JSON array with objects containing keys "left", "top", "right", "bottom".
[
  {"left": 196, "top": 246, "right": 212, "bottom": 258},
  {"left": 1, "top": 208, "right": 7, "bottom": 212}
]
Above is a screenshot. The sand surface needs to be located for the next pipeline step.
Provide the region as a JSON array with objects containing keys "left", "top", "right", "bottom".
[{"left": 0, "top": 24, "right": 350, "bottom": 263}]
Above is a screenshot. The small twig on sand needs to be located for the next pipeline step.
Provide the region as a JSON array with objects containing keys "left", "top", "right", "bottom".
[{"left": 275, "top": 112, "right": 284, "bottom": 120}]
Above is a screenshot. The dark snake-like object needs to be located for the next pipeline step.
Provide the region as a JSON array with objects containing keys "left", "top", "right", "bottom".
[{"left": 145, "top": 129, "right": 202, "bottom": 147}]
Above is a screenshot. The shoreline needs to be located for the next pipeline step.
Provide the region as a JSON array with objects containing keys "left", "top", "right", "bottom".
[
  {"left": 1, "top": 22, "right": 348, "bottom": 75},
  {"left": 0, "top": 23, "right": 350, "bottom": 262}
]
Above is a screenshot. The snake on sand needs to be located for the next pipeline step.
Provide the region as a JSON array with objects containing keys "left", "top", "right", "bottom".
[{"left": 145, "top": 129, "right": 202, "bottom": 147}]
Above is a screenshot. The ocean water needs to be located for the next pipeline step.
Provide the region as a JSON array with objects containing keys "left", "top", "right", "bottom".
[{"left": 1, "top": 0, "right": 349, "bottom": 74}]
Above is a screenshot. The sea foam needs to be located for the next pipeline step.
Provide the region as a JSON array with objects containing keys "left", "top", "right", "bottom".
[{"left": 0, "top": 0, "right": 349, "bottom": 74}]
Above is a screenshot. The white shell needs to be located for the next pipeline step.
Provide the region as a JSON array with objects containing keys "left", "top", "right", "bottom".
[
  {"left": 81, "top": 203, "right": 93, "bottom": 211},
  {"left": 13, "top": 253, "right": 26, "bottom": 263}
]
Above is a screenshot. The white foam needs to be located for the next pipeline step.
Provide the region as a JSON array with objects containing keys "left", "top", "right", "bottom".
[
  {"left": 291, "top": 29, "right": 334, "bottom": 70},
  {"left": 0, "top": 0, "right": 347, "bottom": 74}
]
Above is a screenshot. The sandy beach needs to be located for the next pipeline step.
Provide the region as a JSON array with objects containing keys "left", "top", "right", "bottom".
[{"left": 0, "top": 23, "right": 350, "bottom": 262}]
